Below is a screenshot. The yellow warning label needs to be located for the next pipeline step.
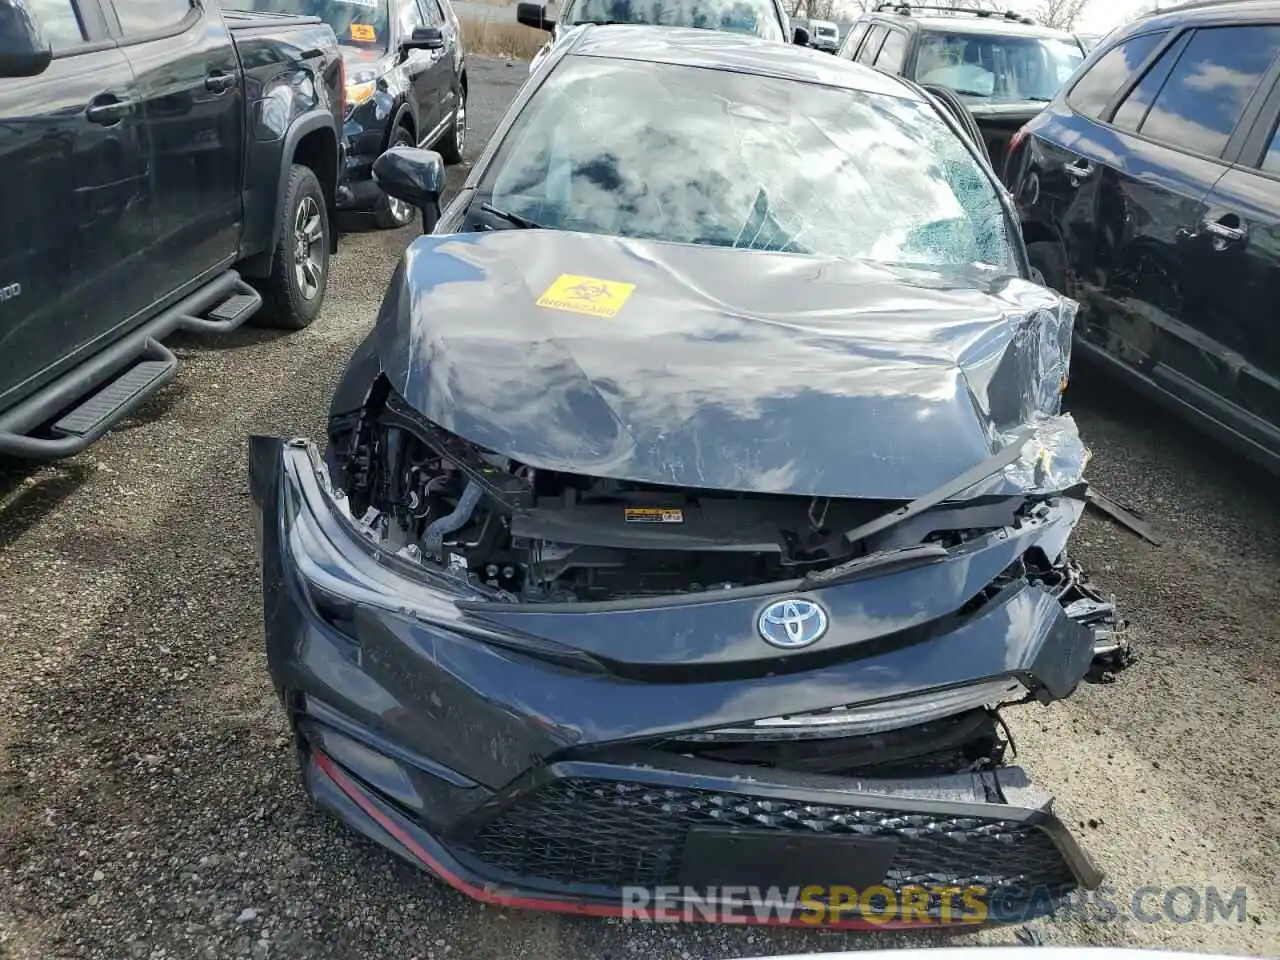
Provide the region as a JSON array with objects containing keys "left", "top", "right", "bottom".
[
  {"left": 349, "top": 22, "right": 376, "bottom": 41},
  {"left": 536, "top": 274, "right": 636, "bottom": 318},
  {"left": 624, "top": 507, "right": 684, "bottom": 524}
]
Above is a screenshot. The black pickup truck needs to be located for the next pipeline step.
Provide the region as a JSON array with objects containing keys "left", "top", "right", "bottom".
[{"left": 0, "top": 0, "right": 344, "bottom": 459}]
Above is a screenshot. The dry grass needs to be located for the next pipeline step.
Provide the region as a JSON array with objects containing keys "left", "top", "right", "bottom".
[{"left": 459, "top": 17, "right": 548, "bottom": 59}]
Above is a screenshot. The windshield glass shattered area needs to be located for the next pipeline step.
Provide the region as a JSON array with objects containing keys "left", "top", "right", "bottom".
[
  {"left": 914, "top": 31, "right": 1083, "bottom": 101},
  {"left": 484, "top": 58, "right": 1015, "bottom": 270},
  {"left": 564, "top": 0, "right": 783, "bottom": 39}
]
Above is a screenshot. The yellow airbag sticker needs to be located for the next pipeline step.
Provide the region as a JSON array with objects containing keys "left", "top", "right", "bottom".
[
  {"left": 624, "top": 507, "right": 684, "bottom": 524},
  {"left": 536, "top": 274, "right": 635, "bottom": 318},
  {"left": 350, "top": 23, "right": 377, "bottom": 41}
]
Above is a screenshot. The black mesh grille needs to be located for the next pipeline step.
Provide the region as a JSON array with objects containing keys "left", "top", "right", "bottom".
[{"left": 461, "top": 777, "right": 1076, "bottom": 894}]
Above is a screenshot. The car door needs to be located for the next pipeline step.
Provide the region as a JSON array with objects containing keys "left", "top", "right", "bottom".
[
  {"left": 1091, "top": 24, "right": 1280, "bottom": 417},
  {"left": 1177, "top": 45, "right": 1280, "bottom": 452},
  {"left": 393, "top": 0, "right": 446, "bottom": 144},
  {"left": 0, "top": 0, "right": 153, "bottom": 409},
  {"left": 421, "top": 0, "right": 458, "bottom": 137},
  {"left": 1013, "top": 30, "right": 1170, "bottom": 305},
  {"left": 109, "top": 0, "right": 243, "bottom": 306}
]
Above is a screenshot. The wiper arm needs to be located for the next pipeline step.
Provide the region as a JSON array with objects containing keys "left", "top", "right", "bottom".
[
  {"left": 479, "top": 202, "right": 542, "bottom": 230},
  {"left": 800, "top": 425, "right": 1036, "bottom": 590}
]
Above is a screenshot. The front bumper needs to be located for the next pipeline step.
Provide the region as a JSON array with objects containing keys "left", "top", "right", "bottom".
[{"left": 250, "top": 437, "right": 1105, "bottom": 925}]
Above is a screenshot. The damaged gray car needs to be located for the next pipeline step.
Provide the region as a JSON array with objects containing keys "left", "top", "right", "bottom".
[{"left": 249, "top": 26, "right": 1131, "bottom": 926}]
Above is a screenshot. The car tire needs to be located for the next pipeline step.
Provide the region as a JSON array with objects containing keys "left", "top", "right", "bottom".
[
  {"left": 253, "top": 164, "right": 330, "bottom": 330},
  {"left": 437, "top": 86, "right": 466, "bottom": 165},
  {"left": 373, "top": 127, "right": 418, "bottom": 230},
  {"left": 1027, "top": 240, "right": 1068, "bottom": 294}
]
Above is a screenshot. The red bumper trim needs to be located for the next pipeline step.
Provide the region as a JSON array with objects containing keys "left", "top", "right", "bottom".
[{"left": 312, "top": 749, "right": 968, "bottom": 930}]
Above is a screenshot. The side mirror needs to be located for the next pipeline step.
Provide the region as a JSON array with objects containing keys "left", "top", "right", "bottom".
[
  {"left": 791, "top": 25, "right": 809, "bottom": 46},
  {"left": 373, "top": 145, "right": 445, "bottom": 233},
  {"left": 517, "top": 2, "right": 554, "bottom": 31},
  {"left": 0, "top": 0, "right": 53, "bottom": 78},
  {"left": 402, "top": 25, "right": 444, "bottom": 52}
]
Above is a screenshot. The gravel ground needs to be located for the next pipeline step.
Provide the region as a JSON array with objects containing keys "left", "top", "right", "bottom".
[{"left": 1, "top": 56, "right": 1278, "bottom": 960}]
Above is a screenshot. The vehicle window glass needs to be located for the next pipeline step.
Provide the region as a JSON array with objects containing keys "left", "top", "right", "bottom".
[
  {"left": 914, "top": 29, "right": 1083, "bottom": 102},
  {"left": 427, "top": 0, "right": 446, "bottom": 23},
  {"left": 484, "top": 57, "right": 1017, "bottom": 271},
  {"left": 1139, "top": 26, "right": 1280, "bottom": 158},
  {"left": 397, "top": 0, "right": 424, "bottom": 33},
  {"left": 236, "top": 0, "right": 390, "bottom": 50},
  {"left": 564, "top": 0, "right": 783, "bottom": 40},
  {"left": 1111, "top": 32, "right": 1186, "bottom": 130},
  {"left": 838, "top": 21, "right": 868, "bottom": 59},
  {"left": 1264, "top": 120, "right": 1280, "bottom": 175},
  {"left": 30, "top": 0, "right": 85, "bottom": 48},
  {"left": 114, "top": 0, "right": 191, "bottom": 34},
  {"left": 856, "top": 25, "right": 885, "bottom": 64},
  {"left": 875, "top": 29, "right": 907, "bottom": 72},
  {"left": 1067, "top": 30, "right": 1166, "bottom": 118}
]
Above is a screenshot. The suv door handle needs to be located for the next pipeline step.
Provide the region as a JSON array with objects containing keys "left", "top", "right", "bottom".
[
  {"left": 1064, "top": 159, "right": 1094, "bottom": 182},
  {"left": 1201, "top": 216, "right": 1247, "bottom": 244},
  {"left": 204, "top": 71, "right": 238, "bottom": 93},
  {"left": 85, "top": 94, "right": 134, "bottom": 125}
]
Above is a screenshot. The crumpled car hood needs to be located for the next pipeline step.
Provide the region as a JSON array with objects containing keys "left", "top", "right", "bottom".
[{"left": 375, "top": 230, "right": 1086, "bottom": 500}]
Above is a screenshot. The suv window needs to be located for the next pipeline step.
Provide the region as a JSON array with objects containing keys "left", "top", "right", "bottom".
[
  {"left": 876, "top": 29, "right": 907, "bottom": 72},
  {"left": 914, "top": 30, "right": 1083, "bottom": 102},
  {"left": 562, "top": 0, "right": 784, "bottom": 40},
  {"left": 1264, "top": 121, "right": 1280, "bottom": 175},
  {"left": 114, "top": 0, "right": 192, "bottom": 34},
  {"left": 839, "top": 21, "right": 868, "bottom": 59},
  {"left": 857, "top": 24, "right": 885, "bottom": 64},
  {"left": 1068, "top": 30, "right": 1167, "bottom": 119},
  {"left": 1138, "top": 26, "right": 1280, "bottom": 158},
  {"left": 239, "top": 0, "right": 390, "bottom": 50},
  {"left": 1111, "top": 32, "right": 1187, "bottom": 131},
  {"left": 396, "top": 0, "right": 425, "bottom": 35},
  {"left": 31, "top": 0, "right": 85, "bottom": 48}
]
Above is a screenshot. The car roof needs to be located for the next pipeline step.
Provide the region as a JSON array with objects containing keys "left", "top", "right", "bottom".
[
  {"left": 567, "top": 25, "right": 924, "bottom": 99},
  {"left": 866, "top": 10, "right": 1077, "bottom": 40},
  {"left": 1131, "top": 0, "right": 1280, "bottom": 28}
]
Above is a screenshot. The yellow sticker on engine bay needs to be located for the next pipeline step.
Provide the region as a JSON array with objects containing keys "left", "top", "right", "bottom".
[
  {"left": 536, "top": 274, "right": 636, "bottom": 318},
  {"left": 624, "top": 507, "right": 684, "bottom": 524},
  {"left": 349, "top": 22, "right": 377, "bottom": 41}
]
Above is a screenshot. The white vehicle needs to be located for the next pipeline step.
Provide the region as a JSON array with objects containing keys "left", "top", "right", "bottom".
[
  {"left": 809, "top": 17, "right": 839, "bottom": 51},
  {"left": 518, "top": 0, "right": 808, "bottom": 73}
]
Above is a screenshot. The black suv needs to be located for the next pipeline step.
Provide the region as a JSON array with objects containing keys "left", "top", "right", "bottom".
[
  {"left": 0, "top": 0, "right": 343, "bottom": 459},
  {"left": 1005, "top": 0, "right": 1280, "bottom": 473},
  {"left": 837, "top": 4, "right": 1085, "bottom": 172},
  {"left": 243, "top": 0, "right": 467, "bottom": 229}
]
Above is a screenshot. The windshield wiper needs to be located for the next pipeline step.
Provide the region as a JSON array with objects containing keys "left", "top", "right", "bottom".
[
  {"left": 479, "top": 202, "right": 542, "bottom": 230},
  {"left": 800, "top": 425, "right": 1036, "bottom": 590},
  {"left": 951, "top": 89, "right": 991, "bottom": 97}
]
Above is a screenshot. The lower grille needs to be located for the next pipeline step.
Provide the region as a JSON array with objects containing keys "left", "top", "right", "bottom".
[{"left": 461, "top": 777, "right": 1077, "bottom": 894}]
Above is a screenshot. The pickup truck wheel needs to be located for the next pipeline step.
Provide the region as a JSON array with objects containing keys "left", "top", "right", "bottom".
[
  {"left": 437, "top": 88, "right": 466, "bottom": 165},
  {"left": 373, "top": 128, "right": 417, "bottom": 229},
  {"left": 254, "top": 164, "right": 330, "bottom": 330}
]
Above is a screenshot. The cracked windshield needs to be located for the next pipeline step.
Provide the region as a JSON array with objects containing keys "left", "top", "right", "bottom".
[
  {"left": 560, "top": 0, "right": 783, "bottom": 37},
  {"left": 916, "top": 31, "right": 1084, "bottom": 101},
  {"left": 485, "top": 58, "right": 1015, "bottom": 270}
]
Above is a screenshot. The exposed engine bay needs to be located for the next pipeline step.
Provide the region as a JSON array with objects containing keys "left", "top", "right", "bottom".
[{"left": 332, "top": 385, "right": 1126, "bottom": 661}]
